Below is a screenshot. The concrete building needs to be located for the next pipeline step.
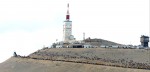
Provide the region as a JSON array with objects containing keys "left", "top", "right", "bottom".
[
  {"left": 63, "top": 3, "right": 74, "bottom": 43},
  {"left": 83, "top": 43, "right": 92, "bottom": 48},
  {"left": 140, "top": 35, "right": 149, "bottom": 47}
]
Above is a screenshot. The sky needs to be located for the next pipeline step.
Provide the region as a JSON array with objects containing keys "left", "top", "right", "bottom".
[{"left": 0, "top": 0, "right": 149, "bottom": 63}]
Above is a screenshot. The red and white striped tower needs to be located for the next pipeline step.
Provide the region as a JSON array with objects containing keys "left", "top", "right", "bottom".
[
  {"left": 63, "top": 3, "right": 73, "bottom": 42},
  {"left": 66, "top": 3, "right": 70, "bottom": 20}
]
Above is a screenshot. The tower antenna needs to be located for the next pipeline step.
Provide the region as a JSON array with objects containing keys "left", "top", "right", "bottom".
[
  {"left": 63, "top": 3, "right": 73, "bottom": 43},
  {"left": 83, "top": 32, "right": 85, "bottom": 40},
  {"left": 66, "top": 3, "right": 70, "bottom": 20},
  {"left": 67, "top": 3, "right": 69, "bottom": 14}
]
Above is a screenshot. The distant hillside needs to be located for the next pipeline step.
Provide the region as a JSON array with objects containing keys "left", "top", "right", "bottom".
[
  {"left": 0, "top": 57, "right": 149, "bottom": 72},
  {"left": 84, "top": 38, "right": 123, "bottom": 47},
  {"left": 29, "top": 48, "right": 150, "bottom": 69}
]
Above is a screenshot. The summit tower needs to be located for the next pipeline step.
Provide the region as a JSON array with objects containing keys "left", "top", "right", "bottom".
[{"left": 63, "top": 3, "right": 74, "bottom": 43}]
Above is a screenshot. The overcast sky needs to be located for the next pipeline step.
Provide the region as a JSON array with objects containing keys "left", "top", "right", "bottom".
[{"left": 0, "top": 0, "right": 149, "bottom": 63}]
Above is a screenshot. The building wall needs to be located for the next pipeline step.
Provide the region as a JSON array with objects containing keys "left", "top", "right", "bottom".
[
  {"left": 63, "top": 21, "right": 72, "bottom": 42},
  {"left": 84, "top": 45, "right": 92, "bottom": 48},
  {"left": 140, "top": 35, "right": 149, "bottom": 47}
]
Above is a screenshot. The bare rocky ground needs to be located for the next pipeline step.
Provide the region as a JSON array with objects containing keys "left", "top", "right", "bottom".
[
  {"left": 1, "top": 48, "right": 150, "bottom": 72},
  {"left": 28, "top": 48, "right": 150, "bottom": 69},
  {"left": 0, "top": 57, "right": 150, "bottom": 72},
  {"left": 30, "top": 48, "right": 150, "bottom": 63}
]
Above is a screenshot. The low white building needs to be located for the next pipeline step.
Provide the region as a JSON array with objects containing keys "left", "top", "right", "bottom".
[
  {"left": 100, "top": 45, "right": 106, "bottom": 48},
  {"left": 56, "top": 45, "right": 63, "bottom": 48},
  {"left": 112, "top": 45, "right": 119, "bottom": 48},
  {"left": 83, "top": 44, "right": 92, "bottom": 48}
]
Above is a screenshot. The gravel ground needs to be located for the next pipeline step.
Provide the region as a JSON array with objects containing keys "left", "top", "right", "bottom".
[
  {"left": 0, "top": 57, "right": 150, "bottom": 72},
  {"left": 29, "top": 48, "right": 150, "bottom": 64},
  {"left": 27, "top": 48, "right": 150, "bottom": 69}
]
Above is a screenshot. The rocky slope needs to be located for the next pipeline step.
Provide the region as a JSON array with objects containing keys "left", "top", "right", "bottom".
[
  {"left": 0, "top": 57, "right": 150, "bottom": 72},
  {"left": 84, "top": 38, "right": 123, "bottom": 46},
  {"left": 28, "top": 48, "right": 150, "bottom": 69}
]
